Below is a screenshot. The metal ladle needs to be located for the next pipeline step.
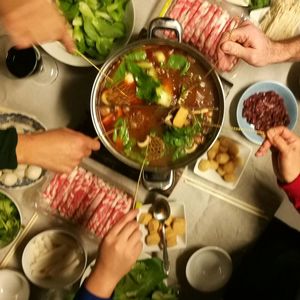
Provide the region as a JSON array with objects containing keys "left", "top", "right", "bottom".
[{"left": 152, "top": 197, "right": 171, "bottom": 275}]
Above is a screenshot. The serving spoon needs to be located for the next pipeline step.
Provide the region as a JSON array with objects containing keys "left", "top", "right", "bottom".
[{"left": 152, "top": 197, "right": 171, "bottom": 275}]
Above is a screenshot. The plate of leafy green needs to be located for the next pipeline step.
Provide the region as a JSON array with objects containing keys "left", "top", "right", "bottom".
[
  {"left": 80, "top": 257, "right": 178, "bottom": 300},
  {"left": 113, "top": 258, "right": 178, "bottom": 300},
  {"left": 41, "top": 0, "right": 135, "bottom": 66},
  {"left": 0, "top": 191, "right": 21, "bottom": 249}
]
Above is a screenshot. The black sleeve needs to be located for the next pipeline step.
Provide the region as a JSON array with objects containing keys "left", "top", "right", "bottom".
[{"left": 0, "top": 128, "right": 18, "bottom": 169}]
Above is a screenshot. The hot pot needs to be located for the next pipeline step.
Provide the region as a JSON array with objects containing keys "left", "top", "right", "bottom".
[{"left": 90, "top": 18, "right": 225, "bottom": 190}]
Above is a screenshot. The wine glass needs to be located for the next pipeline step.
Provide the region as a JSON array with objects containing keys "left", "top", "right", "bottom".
[{"left": 5, "top": 44, "right": 58, "bottom": 85}]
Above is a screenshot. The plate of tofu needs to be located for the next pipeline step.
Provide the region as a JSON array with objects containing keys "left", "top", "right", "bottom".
[{"left": 137, "top": 202, "right": 187, "bottom": 253}]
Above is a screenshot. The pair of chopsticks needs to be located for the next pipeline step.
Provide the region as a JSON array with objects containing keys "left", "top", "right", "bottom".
[{"left": 183, "top": 176, "right": 269, "bottom": 220}]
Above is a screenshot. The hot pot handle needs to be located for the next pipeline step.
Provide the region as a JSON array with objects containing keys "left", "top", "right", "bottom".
[{"left": 148, "top": 17, "right": 183, "bottom": 43}]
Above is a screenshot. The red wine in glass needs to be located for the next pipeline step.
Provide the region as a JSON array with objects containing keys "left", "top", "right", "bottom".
[
  {"left": 5, "top": 46, "right": 58, "bottom": 84},
  {"left": 6, "top": 47, "right": 40, "bottom": 78}
]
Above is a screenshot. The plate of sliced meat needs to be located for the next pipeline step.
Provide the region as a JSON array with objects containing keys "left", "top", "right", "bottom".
[
  {"left": 164, "top": 0, "right": 242, "bottom": 64},
  {"left": 41, "top": 167, "right": 133, "bottom": 239}
]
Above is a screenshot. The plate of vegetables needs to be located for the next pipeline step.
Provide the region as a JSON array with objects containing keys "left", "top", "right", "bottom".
[
  {"left": 0, "top": 191, "right": 22, "bottom": 249},
  {"left": 81, "top": 257, "right": 178, "bottom": 300},
  {"left": 41, "top": 0, "right": 135, "bottom": 67}
]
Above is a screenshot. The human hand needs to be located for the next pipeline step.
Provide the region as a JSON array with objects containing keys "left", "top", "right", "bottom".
[
  {"left": 16, "top": 128, "right": 100, "bottom": 173},
  {"left": 85, "top": 209, "right": 142, "bottom": 298},
  {"left": 216, "top": 20, "right": 275, "bottom": 72},
  {"left": 0, "top": 0, "right": 75, "bottom": 52},
  {"left": 256, "top": 126, "right": 300, "bottom": 183}
]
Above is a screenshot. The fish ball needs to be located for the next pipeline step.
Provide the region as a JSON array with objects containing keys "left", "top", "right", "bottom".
[
  {"left": 223, "top": 173, "right": 237, "bottom": 182},
  {"left": 16, "top": 164, "right": 27, "bottom": 171},
  {"left": 26, "top": 165, "right": 42, "bottom": 181},
  {"left": 209, "top": 160, "right": 219, "bottom": 170},
  {"left": 15, "top": 168, "right": 26, "bottom": 179},
  {"left": 223, "top": 161, "right": 235, "bottom": 174},
  {"left": 228, "top": 143, "right": 239, "bottom": 156},
  {"left": 216, "top": 153, "right": 230, "bottom": 164},
  {"left": 207, "top": 148, "right": 217, "bottom": 160},
  {"left": 217, "top": 166, "right": 226, "bottom": 177},
  {"left": 1, "top": 173, "right": 18, "bottom": 186},
  {"left": 198, "top": 159, "right": 210, "bottom": 171}
]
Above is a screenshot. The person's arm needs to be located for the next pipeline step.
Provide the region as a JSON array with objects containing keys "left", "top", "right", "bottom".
[
  {"left": 256, "top": 126, "right": 300, "bottom": 210},
  {"left": 74, "top": 210, "right": 142, "bottom": 300},
  {"left": 0, "top": 128, "right": 18, "bottom": 169},
  {"left": 0, "top": 0, "right": 74, "bottom": 52},
  {"left": 216, "top": 20, "right": 300, "bottom": 71},
  {"left": 16, "top": 128, "right": 100, "bottom": 173}
]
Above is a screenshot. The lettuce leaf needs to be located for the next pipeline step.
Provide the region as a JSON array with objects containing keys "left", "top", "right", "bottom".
[{"left": 113, "top": 258, "right": 178, "bottom": 300}]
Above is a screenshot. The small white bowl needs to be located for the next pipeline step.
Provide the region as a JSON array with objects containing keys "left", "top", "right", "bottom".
[
  {"left": 22, "top": 229, "right": 87, "bottom": 289},
  {"left": 186, "top": 246, "right": 232, "bottom": 292},
  {"left": 0, "top": 269, "right": 30, "bottom": 300}
]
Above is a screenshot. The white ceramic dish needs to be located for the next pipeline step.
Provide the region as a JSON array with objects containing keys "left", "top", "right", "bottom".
[
  {"left": 236, "top": 81, "right": 298, "bottom": 144},
  {"left": 41, "top": 1, "right": 135, "bottom": 67},
  {"left": 0, "top": 112, "right": 46, "bottom": 189},
  {"left": 137, "top": 202, "right": 187, "bottom": 253},
  {"left": 193, "top": 136, "right": 252, "bottom": 190},
  {"left": 0, "top": 190, "right": 22, "bottom": 250},
  {"left": 186, "top": 246, "right": 232, "bottom": 292},
  {"left": 80, "top": 253, "right": 151, "bottom": 286},
  {"left": 22, "top": 229, "right": 87, "bottom": 289},
  {"left": 0, "top": 269, "right": 30, "bottom": 300}
]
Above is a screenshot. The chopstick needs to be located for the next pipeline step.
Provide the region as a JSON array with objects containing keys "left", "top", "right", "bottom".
[
  {"left": 183, "top": 177, "right": 269, "bottom": 220},
  {"left": 0, "top": 212, "right": 39, "bottom": 268},
  {"left": 75, "top": 50, "right": 129, "bottom": 99}
]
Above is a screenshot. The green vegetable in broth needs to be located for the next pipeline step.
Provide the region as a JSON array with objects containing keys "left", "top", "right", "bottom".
[
  {"left": 0, "top": 193, "right": 21, "bottom": 248},
  {"left": 167, "top": 54, "right": 190, "bottom": 75}
]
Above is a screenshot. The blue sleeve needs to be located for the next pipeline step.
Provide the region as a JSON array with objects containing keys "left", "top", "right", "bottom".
[{"left": 74, "top": 285, "right": 112, "bottom": 300}]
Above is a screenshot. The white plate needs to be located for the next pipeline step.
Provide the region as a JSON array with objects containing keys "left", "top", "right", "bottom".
[
  {"left": 80, "top": 253, "right": 151, "bottom": 286},
  {"left": 0, "top": 269, "right": 30, "bottom": 300},
  {"left": 22, "top": 229, "right": 87, "bottom": 289},
  {"left": 137, "top": 202, "right": 187, "bottom": 253},
  {"left": 193, "top": 136, "right": 252, "bottom": 190},
  {"left": 186, "top": 246, "right": 232, "bottom": 292},
  {"left": 0, "top": 112, "right": 46, "bottom": 189}
]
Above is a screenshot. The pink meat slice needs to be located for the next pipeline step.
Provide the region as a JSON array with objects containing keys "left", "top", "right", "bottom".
[
  {"left": 73, "top": 176, "right": 104, "bottom": 222},
  {"left": 190, "top": 4, "right": 217, "bottom": 46},
  {"left": 61, "top": 170, "right": 94, "bottom": 219},
  {"left": 100, "top": 194, "right": 133, "bottom": 238},
  {"left": 203, "top": 10, "right": 229, "bottom": 57},
  {"left": 210, "top": 16, "right": 239, "bottom": 60},
  {"left": 95, "top": 190, "right": 126, "bottom": 237},
  {"left": 165, "top": 0, "right": 188, "bottom": 38},
  {"left": 183, "top": 0, "right": 210, "bottom": 43},
  {"left": 57, "top": 167, "right": 86, "bottom": 217},
  {"left": 86, "top": 187, "right": 118, "bottom": 234},
  {"left": 42, "top": 173, "right": 68, "bottom": 205},
  {"left": 80, "top": 178, "right": 108, "bottom": 226},
  {"left": 50, "top": 167, "right": 80, "bottom": 211},
  {"left": 197, "top": 6, "right": 223, "bottom": 52},
  {"left": 174, "top": 0, "right": 201, "bottom": 39}
]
